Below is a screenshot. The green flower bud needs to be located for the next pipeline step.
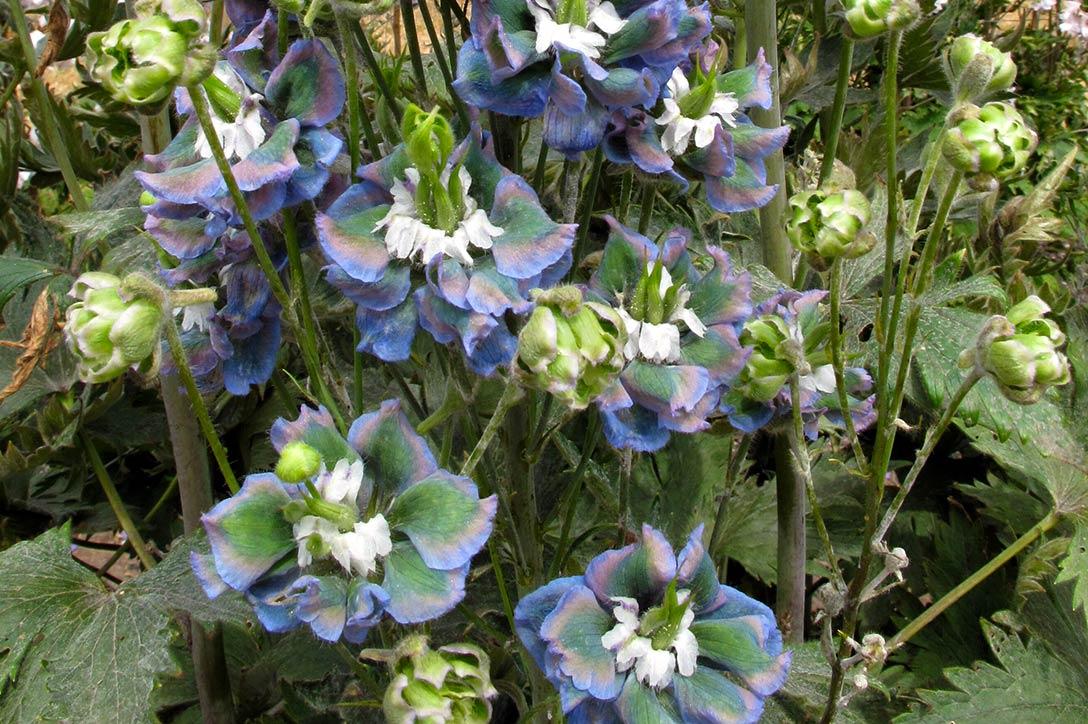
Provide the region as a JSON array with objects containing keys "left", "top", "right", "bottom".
[
  {"left": 85, "top": 2, "right": 212, "bottom": 110},
  {"left": 787, "top": 188, "right": 875, "bottom": 268},
  {"left": 964, "top": 296, "right": 1072, "bottom": 404},
  {"left": 948, "top": 34, "right": 1017, "bottom": 101},
  {"left": 276, "top": 441, "right": 323, "bottom": 483},
  {"left": 383, "top": 636, "right": 497, "bottom": 724},
  {"left": 737, "top": 316, "right": 794, "bottom": 402},
  {"left": 842, "top": 0, "right": 921, "bottom": 39},
  {"left": 943, "top": 103, "right": 1037, "bottom": 184},
  {"left": 64, "top": 272, "right": 164, "bottom": 383},
  {"left": 515, "top": 287, "right": 625, "bottom": 410}
]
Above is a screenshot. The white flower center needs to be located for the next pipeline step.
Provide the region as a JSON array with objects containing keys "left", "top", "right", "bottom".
[
  {"left": 374, "top": 166, "right": 504, "bottom": 266},
  {"left": 655, "top": 68, "right": 740, "bottom": 156},
  {"left": 526, "top": 0, "right": 627, "bottom": 59},
  {"left": 600, "top": 594, "right": 698, "bottom": 689},
  {"left": 618, "top": 264, "right": 707, "bottom": 364},
  {"left": 292, "top": 459, "right": 394, "bottom": 576},
  {"left": 194, "top": 67, "right": 267, "bottom": 161},
  {"left": 178, "top": 302, "right": 216, "bottom": 333}
]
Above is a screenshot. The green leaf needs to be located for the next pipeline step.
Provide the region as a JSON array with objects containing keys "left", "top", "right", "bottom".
[
  {"left": 0, "top": 524, "right": 175, "bottom": 722},
  {"left": 0, "top": 256, "right": 59, "bottom": 313},
  {"left": 1055, "top": 521, "right": 1088, "bottom": 626},
  {"left": 898, "top": 618, "right": 1088, "bottom": 722}
]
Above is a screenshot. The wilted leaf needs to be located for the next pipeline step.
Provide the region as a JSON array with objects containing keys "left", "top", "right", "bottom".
[{"left": 0, "top": 288, "right": 62, "bottom": 402}]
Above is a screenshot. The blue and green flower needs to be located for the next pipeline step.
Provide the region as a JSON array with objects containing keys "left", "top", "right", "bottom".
[
  {"left": 586, "top": 217, "right": 751, "bottom": 451},
  {"left": 454, "top": 0, "right": 711, "bottom": 156},
  {"left": 192, "top": 401, "right": 498, "bottom": 642},
  {"left": 318, "top": 106, "right": 576, "bottom": 376},
  {"left": 516, "top": 524, "right": 791, "bottom": 722}
]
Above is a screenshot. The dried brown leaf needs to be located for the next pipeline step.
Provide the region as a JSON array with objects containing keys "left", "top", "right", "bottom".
[
  {"left": 0, "top": 288, "right": 62, "bottom": 402},
  {"left": 35, "top": 1, "right": 70, "bottom": 77}
]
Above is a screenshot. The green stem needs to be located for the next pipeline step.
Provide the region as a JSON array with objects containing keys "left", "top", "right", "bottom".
[
  {"left": 549, "top": 416, "right": 602, "bottom": 578},
  {"left": 559, "top": 158, "right": 581, "bottom": 224},
  {"left": 335, "top": 11, "right": 363, "bottom": 176},
  {"left": 352, "top": 328, "right": 365, "bottom": 414},
  {"left": 399, "top": 0, "right": 429, "bottom": 99},
  {"left": 790, "top": 375, "right": 845, "bottom": 592},
  {"left": 0, "top": 69, "right": 25, "bottom": 111},
  {"left": 637, "top": 184, "right": 656, "bottom": 235},
  {"left": 348, "top": 22, "right": 402, "bottom": 123},
  {"left": 506, "top": 400, "right": 542, "bottom": 584},
  {"left": 277, "top": 9, "right": 288, "bottom": 57},
  {"left": 571, "top": 147, "right": 605, "bottom": 274},
  {"left": 531, "top": 139, "right": 549, "bottom": 194},
  {"left": 709, "top": 434, "right": 752, "bottom": 577},
  {"left": 79, "top": 433, "right": 156, "bottom": 570},
  {"left": 617, "top": 169, "right": 634, "bottom": 225},
  {"left": 8, "top": 0, "right": 87, "bottom": 211},
  {"left": 774, "top": 435, "right": 806, "bottom": 645},
  {"left": 460, "top": 381, "right": 524, "bottom": 479},
  {"left": 819, "top": 39, "right": 855, "bottom": 185},
  {"left": 910, "top": 169, "right": 964, "bottom": 297},
  {"left": 873, "top": 369, "right": 981, "bottom": 546},
  {"left": 439, "top": 0, "right": 458, "bottom": 72},
  {"left": 888, "top": 511, "right": 1061, "bottom": 649},
  {"left": 417, "top": 0, "right": 468, "bottom": 128},
  {"left": 416, "top": 384, "right": 461, "bottom": 435},
  {"left": 906, "top": 132, "right": 946, "bottom": 240},
  {"left": 163, "top": 318, "right": 240, "bottom": 494},
  {"left": 745, "top": 0, "right": 789, "bottom": 281},
  {"left": 617, "top": 448, "right": 633, "bottom": 545},
  {"left": 210, "top": 0, "right": 224, "bottom": 44},
  {"left": 828, "top": 260, "right": 868, "bottom": 471}
]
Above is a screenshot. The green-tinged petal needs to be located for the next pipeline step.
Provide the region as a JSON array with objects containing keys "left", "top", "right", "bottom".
[
  {"left": 348, "top": 399, "right": 439, "bottom": 494},
  {"left": 689, "top": 617, "right": 791, "bottom": 696},
  {"left": 539, "top": 585, "right": 623, "bottom": 700},
  {"left": 671, "top": 665, "right": 764, "bottom": 723},
  {"left": 381, "top": 541, "right": 468, "bottom": 624},
  {"left": 616, "top": 674, "right": 680, "bottom": 723},
  {"left": 386, "top": 472, "right": 497, "bottom": 570},
  {"left": 270, "top": 405, "right": 359, "bottom": 467}
]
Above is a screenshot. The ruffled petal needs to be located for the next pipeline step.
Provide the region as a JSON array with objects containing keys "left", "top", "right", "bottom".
[
  {"left": 270, "top": 403, "right": 358, "bottom": 465},
  {"left": 343, "top": 581, "right": 391, "bottom": 644},
  {"left": 488, "top": 175, "right": 577, "bottom": 279},
  {"left": 615, "top": 674, "right": 680, "bottom": 723},
  {"left": 316, "top": 187, "right": 392, "bottom": 284},
  {"left": 688, "top": 616, "right": 792, "bottom": 697},
  {"left": 454, "top": 41, "right": 552, "bottom": 117},
  {"left": 544, "top": 98, "right": 611, "bottom": 157},
  {"left": 326, "top": 263, "right": 411, "bottom": 312},
  {"left": 600, "top": 0, "right": 683, "bottom": 64},
  {"left": 291, "top": 575, "right": 348, "bottom": 642},
  {"left": 539, "top": 584, "right": 623, "bottom": 701},
  {"left": 264, "top": 39, "right": 346, "bottom": 127},
  {"left": 515, "top": 576, "right": 584, "bottom": 677},
  {"left": 355, "top": 299, "right": 419, "bottom": 362},
  {"left": 347, "top": 398, "right": 438, "bottom": 494},
  {"left": 704, "top": 158, "right": 780, "bottom": 214},
  {"left": 600, "top": 404, "right": 670, "bottom": 452},
  {"left": 381, "top": 541, "right": 468, "bottom": 623},
  {"left": 583, "top": 523, "right": 676, "bottom": 607},
  {"left": 718, "top": 47, "right": 774, "bottom": 110},
  {"left": 670, "top": 665, "right": 765, "bottom": 723},
  {"left": 619, "top": 360, "right": 711, "bottom": 415}
]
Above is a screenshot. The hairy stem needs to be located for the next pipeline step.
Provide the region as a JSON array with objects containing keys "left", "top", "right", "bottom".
[
  {"left": 819, "top": 39, "right": 855, "bottom": 185},
  {"left": 460, "top": 381, "right": 524, "bottom": 479},
  {"left": 828, "top": 260, "right": 868, "bottom": 470},
  {"left": 709, "top": 434, "right": 752, "bottom": 577},
  {"left": 571, "top": 147, "right": 605, "bottom": 274},
  {"left": 79, "top": 433, "right": 156, "bottom": 570}
]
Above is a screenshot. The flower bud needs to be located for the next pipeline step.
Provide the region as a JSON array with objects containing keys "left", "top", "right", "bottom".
[
  {"left": 787, "top": 188, "right": 875, "bottom": 269},
  {"left": 64, "top": 272, "right": 164, "bottom": 383},
  {"left": 943, "top": 103, "right": 1037, "bottom": 184},
  {"left": 276, "top": 441, "right": 322, "bottom": 483},
  {"left": 842, "top": 0, "right": 921, "bottom": 39},
  {"left": 963, "top": 296, "right": 1071, "bottom": 404},
  {"left": 948, "top": 34, "right": 1017, "bottom": 101},
  {"left": 737, "top": 315, "right": 794, "bottom": 402},
  {"left": 515, "top": 286, "right": 625, "bottom": 410},
  {"left": 85, "top": 3, "right": 212, "bottom": 110},
  {"left": 383, "top": 636, "right": 497, "bottom": 724}
]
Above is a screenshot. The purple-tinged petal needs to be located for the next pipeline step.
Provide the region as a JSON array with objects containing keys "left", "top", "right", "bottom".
[
  {"left": 550, "top": 63, "right": 588, "bottom": 116},
  {"left": 704, "top": 158, "right": 780, "bottom": 214},
  {"left": 676, "top": 526, "right": 727, "bottom": 613},
  {"left": 247, "top": 560, "right": 303, "bottom": 633},
  {"left": 729, "top": 118, "right": 790, "bottom": 161},
  {"left": 463, "top": 321, "right": 519, "bottom": 377},
  {"left": 326, "top": 263, "right": 411, "bottom": 311},
  {"left": 225, "top": 10, "right": 278, "bottom": 91},
  {"left": 719, "top": 47, "right": 774, "bottom": 110},
  {"left": 146, "top": 215, "right": 218, "bottom": 260},
  {"left": 265, "top": 39, "right": 346, "bottom": 127},
  {"left": 683, "top": 124, "right": 735, "bottom": 178},
  {"left": 429, "top": 258, "right": 472, "bottom": 309},
  {"left": 455, "top": 42, "right": 552, "bottom": 117},
  {"left": 515, "top": 576, "right": 584, "bottom": 677},
  {"left": 316, "top": 189, "right": 392, "bottom": 284},
  {"left": 356, "top": 299, "right": 419, "bottom": 362},
  {"left": 416, "top": 289, "right": 516, "bottom": 375},
  {"left": 600, "top": 0, "right": 683, "bottom": 64},
  {"left": 291, "top": 575, "right": 348, "bottom": 642},
  {"left": 479, "top": 19, "right": 540, "bottom": 81},
  {"left": 190, "top": 551, "right": 231, "bottom": 599},
  {"left": 489, "top": 175, "right": 577, "bottom": 279},
  {"left": 144, "top": 117, "right": 200, "bottom": 171},
  {"left": 638, "top": 2, "right": 712, "bottom": 68},
  {"left": 680, "top": 326, "right": 749, "bottom": 385},
  {"left": 584, "top": 524, "right": 677, "bottom": 607},
  {"left": 620, "top": 361, "right": 711, "bottom": 415},
  {"left": 283, "top": 129, "right": 342, "bottom": 206},
  {"left": 657, "top": 389, "right": 719, "bottom": 434},
  {"left": 347, "top": 398, "right": 438, "bottom": 494},
  {"left": 600, "top": 404, "right": 670, "bottom": 452},
  {"left": 537, "top": 249, "right": 574, "bottom": 288},
  {"left": 270, "top": 403, "right": 357, "bottom": 466},
  {"left": 225, "top": 0, "right": 267, "bottom": 36},
  {"left": 722, "top": 395, "right": 775, "bottom": 434},
  {"left": 544, "top": 99, "right": 610, "bottom": 157},
  {"left": 466, "top": 263, "right": 533, "bottom": 316},
  {"left": 219, "top": 260, "right": 271, "bottom": 325},
  {"left": 690, "top": 614, "right": 792, "bottom": 697},
  {"left": 605, "top": 110, "right": 675, "bottom": 176},
  {"left": 201, "top": 472, "right": 295, "bottom": 592},
  {"left": 702, "top": 584, "right": 780, "bottom": 638},
  {"left": 381, "top": 541, "right": 468, "bottom": 623},
  {"left": 471, "top": 0, "right": 534, "bottom": 38},
  {"left": 540, "top": 585, "right": 623, "bottom": 701},
  {"left": 596, "top": 379, "right": 634, "bottom": 413},
  {"left": 687, "top": 247, "right": 752, "bottom": 328},
  {"left": 136, "top": 159, "right": 223, "bottom": 206},
  {"left": 344, "top": 582, "right": 390, "bottom": 644},
  {"left": 231, "top": 120, "right": 300, "bottom": 192},
  {"left": 387, "top": 469, "right": 497, "bottom": 569},
  {"left": 589, "top": 216, "right": 657, "bottom": 300},
  {"left": 582, "top": 60, "right": 658, "bottom": 110},
  {"left": 670, "top": 665, "right": 765, "bottom": 723},
  {"left": 222, "top": 313, "right": 281, "bottom": 395},
  {"left": 616, "top": 675, "right": 680, "bottom": 723},
  {"left": 566, "top": 697, "right": 619, "bottom": 723}
]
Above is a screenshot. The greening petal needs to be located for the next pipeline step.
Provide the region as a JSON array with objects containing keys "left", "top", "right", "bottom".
[
  {"left": 347, "top": 399, "right": 438, "bottom": 494},
  {"left": 264, "top": 38, "right": 346, "bottom": 127},
  {"left": 670, "top": 665, "right": 764, "bottom": 723},
  {"left": 539, "top": 585, "right": 622, "bottom": 700},
  {"left": 616, "top": 674, "right": 680, "bottom": 723},
  {"left": 270, "top": 404, "right": 359, "bottom": 467},
  {"left": 488, "top": 175, "right": 577, "bottom": 280},
  {"left": 584, "top": 524, "right": 677, "bottom": 607},
  {"left": 689, "top": 616, "right": 792, "bottom": 697},
  {"left": 381, "top": 541, "right": 468, "bottom": 623}
]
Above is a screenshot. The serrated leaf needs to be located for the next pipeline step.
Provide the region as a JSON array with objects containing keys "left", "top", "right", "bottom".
[
  {"left": 0, "top": 256, "right": 60, "bottom": 313},
  {"left": 1055, "top": 522, "right": 1088, "bottom": 626},
  {"left": 918, "top": 273, "right": 1008, "bottom": 308},
  {"left": 49, "top": 207, "right": 145, "bottom": 242},
  {"left": 0, "top": 524, "right": 176, "bottom": 722},
  {"left": 899, "top": 618, "right": 1088, "bottom": 723},
  {"left": 713, "top": 476, "right": 778, "bottom": 585}
]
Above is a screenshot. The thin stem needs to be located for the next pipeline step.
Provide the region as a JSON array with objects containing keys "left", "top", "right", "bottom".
[
  {"left": 347, "top": 21, "right": 402, "bottom": 122},
  {"left": 0, "top": 69, "right": 25, "bottom": 111},
  {"left": 888, "top": 511, "right": 1060, "bottom": 649},
  {"left": 872, "top": 369, "right": 981, "bottom": 546},
  {"left": 559, "top": 158, "right": 581, "bottom": 224},
  {"left": 617, "top": 169, "right": 634, "bottom": 225},
  {"left": 910, "top": 169, "right": 964, "bottom": 297},
  {"left": 531, "top": 139, "right": 549, "bottom": 194},
  {"left": 417, "top": 0, "right": 468, "bottom": 128},
  {"left": 163, "top": 318, "right": 240, "bottom": 494},
  {"left": 617, "top": 448, "right": 633, "bottom": 545},
  {"left": 637, "top": 184, "right": 656, "bottom": 235},
  {"left": 8, "top": 0, "right": 87, "bottom": 211},
  {"left": 790, "top": 376, "right": 846, "bottom": 592},
  {"left": 336, "top": 11, "right": 363, "bottom": 176},
  {"left": 774, "top": 435, "right": 806, "bottom": 645},
  {"left": 399, "top": 0, "right": 429, "bottom": 99},
  {"left": 506, "top": 400, "right": 542, "bottom": 585},
  {"left": 549, "top": 416, "right": 602, "bottom": 578},
  {"left": 709, "top": 434, "right": 752, "bottom": 576},
  {"left": 352, "top": 328, "right": 365, "bottom": 414},
  {"left": 819, "top": 39, "right": 855, "bottom": 185},
  {"left": 416, "top": 384, "right": 461, "bottom": 435},
  {"left": 79, "top": 433, "right": 156, "bottom": 570},
  {"left": 828, "top": 260, "right": 868, "bottom": 470},
  {"left": 439, "top": 0, "right": 458, "bottom": 72},
  {"left": 571, "top": 147, "right": 605, "bottom": 275},
  {"left": 210, "top": 0, "right": 224, "bottom": 44},
  {"left": 277, "top": 9, "right": 288, "bottom": 57},
  {"left": 460, "top": 381, "right": 524, "bottom": 479},
  {"left": 906, "top": 133, "right": 947, "bottom": 240}
]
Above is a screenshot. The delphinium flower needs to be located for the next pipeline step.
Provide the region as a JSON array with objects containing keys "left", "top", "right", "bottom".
[
  {"left": 786, "top": 186, "right": 875, "bottom": 270},
  {"left": 959, "top": 296, "right": 1072, "bottom": 404},
  {"left": 454, "top": 0, "right": 711, "bottom": 156},
  {"left": 135, "top": 21, "right": 345, "bottom": 393},
  {"left": 603, "top": 42, "right": 790, "bottom": 213},
  {"left": 721, "top": 290, "right": 875, "bottom": 438},
  {"left": 943, "top": 102, "right": 1038, "bottom": 191},
  {"left": 516, "top": 524, "right": 790, "bottom": 722},
  {"left": 585, "top": 217, "right": 751, "bottom": 451},
  {"left": 192, "top": 401, "right": 497, "bottom": 642},
  {"left": 317, "top": 105, "right": 575, "bottom": 375}
]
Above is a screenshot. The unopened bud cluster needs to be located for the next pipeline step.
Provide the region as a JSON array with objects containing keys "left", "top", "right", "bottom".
[
  {"left": 842, "top": 0, "right": 921, "bottom": 38},
  {"left": 787, "top": 187, "right": 875, "bottom": 269},
  {"left": 943, "top": 102, "right": 1037, "bottom": 189}
]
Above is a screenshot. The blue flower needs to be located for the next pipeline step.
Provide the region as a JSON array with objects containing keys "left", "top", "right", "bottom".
[
  {"left": 586, "top": 217, "right": 751, "bottom": 451},
  {"left": 136, "top": 21, "right": 345, "bottom": 394},
  {"left": 454, "top": 0, "right": 711, "bottom": 156},
  {"left": 192, "top": 401, "right": 498, "bottom": 643},
  {"left": 604, "top": 43, "right": 790, "bottom": 213},
  {"left": 721, "top": 289, "right": 876, "bottom": 437},
  {"left": 318, "top": 108, "right": 575, "bottom": 376},
  {"left": 516, "top": 525, "right": 791, "bottom": 723}
]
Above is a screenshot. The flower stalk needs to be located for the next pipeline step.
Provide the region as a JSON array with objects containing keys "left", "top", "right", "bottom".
[{"left": 79, "top": 432, "right": 156, "bottom": 570}]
